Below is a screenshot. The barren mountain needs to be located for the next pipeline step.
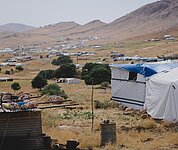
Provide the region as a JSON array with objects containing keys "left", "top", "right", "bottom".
[
  {"left": 67, "top": 20, "right": 106, "bottom": 36},
  {"left": 30, "top": 21, "right": 80, "bottom": 35},
  {"left": 49, "top": 0, "right": 178, "bottom": 41},
  {"left": 34, "top": 20, "right": 106, "bottom": 37},
  {"left": 100, "top": 0, "right": 178, "bottom": 40},
  {"left": 0, "top": 23, "right": 35, "bottom": 32}
]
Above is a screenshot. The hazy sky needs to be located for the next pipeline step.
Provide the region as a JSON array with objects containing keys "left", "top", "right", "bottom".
[{"left": 0, "top": 0, "right": 158, "bottom": 27}]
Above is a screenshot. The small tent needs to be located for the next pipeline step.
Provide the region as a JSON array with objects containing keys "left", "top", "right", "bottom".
[
  {"left": 110, "top": 62, "right": 178, "bottom": 109},
  {"left": 66, "top": 78, "right": 80, "bottom": 84},
  {"left": 144, "top": 67, "right": 178, "bottom": 122},
  {"left": 56, "top": 78, "right": 80, "bottom": 84}
]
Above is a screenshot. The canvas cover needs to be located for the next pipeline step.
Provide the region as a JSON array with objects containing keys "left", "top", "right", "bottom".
[
  {"left": 111, "top": 62, "right": 178, "bottom": 77},
  {"left": 145, "top": 68, "right": 178, "bottom": 122}
]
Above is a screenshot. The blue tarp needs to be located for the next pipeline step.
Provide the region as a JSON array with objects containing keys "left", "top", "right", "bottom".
[{"left": 111, "top": 63, "right": 178, "bottom": 77}]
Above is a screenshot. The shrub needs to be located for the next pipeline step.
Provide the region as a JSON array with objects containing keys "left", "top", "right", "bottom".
[
  {"left": 100, "top": 81, "right": 110, "bottom": 91},
  {"left": 41, "top": 83, "right": 67, "bottom": 96},
  {"left": 95, "top": 100, "right": 112, "bottom": 109},
  {"left": 142, "top": 119, "right": 157, "bottom": 129},
  {"left": 59, "top": 110, "right": 93, "bottom": 120},
  {"left": 11, "top": 82, "right": 21, "bottom": 91},
  {"left": 16, "top": 66, "right": 24, "bottom": 71}
]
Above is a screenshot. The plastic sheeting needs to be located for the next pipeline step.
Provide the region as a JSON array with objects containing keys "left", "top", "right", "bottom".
[
  {"left": 144, "top": 68, "right": 178, "bottom": 122},
  {"left": 110, "top": 62, "right": 178, "bottom": 77}
]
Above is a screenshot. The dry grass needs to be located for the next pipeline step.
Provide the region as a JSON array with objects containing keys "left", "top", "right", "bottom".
[{"left": 1, "top": 41, "right": 178, "bottom": 150}]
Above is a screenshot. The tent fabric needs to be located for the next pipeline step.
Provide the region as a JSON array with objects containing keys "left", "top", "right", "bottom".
[
  {"left": 144, "top": 68, "right": 178, "bottom": 122},
  {"left": 110, "top": 62, "right": 178, "bottom": 77}
]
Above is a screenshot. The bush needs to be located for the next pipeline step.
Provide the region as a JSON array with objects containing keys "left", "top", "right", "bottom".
[
  {"left": 100, "top": 81, "right": 110, "bottom": 90},
  {"left": 41, "top": 84, "right": 67, "bottom": 97},
  {"left": 11, "top": 82, "right": 21, "bottom": 91},
  {"left": 16, "top": 66, "right": 24, "bottom": 71},
  {"left": 95, "top": 100, "right": 112, "bottom": 109},
  {"left": 59, "top": 110, "right": 93, "bottom": 120}
]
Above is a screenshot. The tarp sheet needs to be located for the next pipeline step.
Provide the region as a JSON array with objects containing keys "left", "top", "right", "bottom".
[
  {"left": 111, "top": 62, "right": 178, "bottom": 77},
  {"left": 144, "top": 68, "right": 178, "bottom": 122}
]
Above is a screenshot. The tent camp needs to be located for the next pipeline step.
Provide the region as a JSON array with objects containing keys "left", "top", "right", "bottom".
[
  {"left": 144, "top": 67, "right": 178, "bottom": 122},
  {"left": 110, "top": 62, "right": 178, "bottom": 110}
]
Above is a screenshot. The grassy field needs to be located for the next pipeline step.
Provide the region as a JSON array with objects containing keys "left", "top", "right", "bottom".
[{"left": 0, "top": 40, "right": 178, "bottom": 149}]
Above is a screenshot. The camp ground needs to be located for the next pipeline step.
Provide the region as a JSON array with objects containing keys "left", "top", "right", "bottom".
[{"left": 110, "top": 61, "right": 178, "bottom": 121}]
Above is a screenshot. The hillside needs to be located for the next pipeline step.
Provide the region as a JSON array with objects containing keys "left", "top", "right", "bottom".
[
  {"left": 31, "top": 0, "right": 178, "bottom": 42},
  {"left": 33, "top": 20, "right": 106, "bottom": 38},
  {"left": 30, "top": 21, "right": 80, "bottom": 35},
  {"left": 100, "top": 0, "right": 178, "bottom": 40},
  {"left": 0, "top": 23, "right": 35, "bottom": 32},
  {"left": 1, "top": 0, "right": 178, "bottom": 48},
  {"left": 67, "top": 20, "right": 106, "bottom": 36}
]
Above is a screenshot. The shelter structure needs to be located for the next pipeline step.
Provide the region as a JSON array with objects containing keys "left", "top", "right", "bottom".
[
  {"left": 145, "top": 67, "right": 178, "bottom": 122},
  {"left": 57, "top": 78, "right": 80, "bottom": 84},
  {"left": 0, "top": 110, "right": 51, "bottom": 150},
  {"left": 110, "top": 62, "right": 178, "bottom": 109}
]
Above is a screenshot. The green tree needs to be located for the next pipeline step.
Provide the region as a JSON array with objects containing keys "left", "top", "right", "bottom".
[
  {"left": 81, "top": 63, "right": 111, "bottom": 85},
  {"left": 11, "top": 82, "right": 21, "bottom": 91},
  {"left": 55, "top": 64, "right": 77, "bottom": 78},
  {"left": 41, "top": 84, "right": 67, "bottom": 98},
  {"left": 52, "top": 55, "right": 73, "bottom": 66},
  {"left": 31, "top": 75, "right": 47, "bottom": 90},
  {"left": 38, "top": 70, "right": 55, "bottom": 80}
]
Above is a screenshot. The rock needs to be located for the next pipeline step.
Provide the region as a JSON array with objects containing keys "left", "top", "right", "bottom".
[
  {"left": 120, "top": 126, "right": 130, "bottom": 132},
  {"left": 123, "top": 111, "right": 131, "bottom": 115},
  {"left": 125, "top": 108, "right": 134, "bottom": 112},
  {"left": 141, "top": 114, "right": 148, "bottom": 119}
]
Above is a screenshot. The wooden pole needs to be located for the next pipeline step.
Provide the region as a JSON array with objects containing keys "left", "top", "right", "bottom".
[
  {"left": 91, "top": 80, "right": 94, "bottom": 132},
  {"left": 76, "top": 55, "right": 78, "bottom": 64},
  {"left": 37, "top": 99, "right": 72, "bottom": 104},
  {"left": 38, "top": 103, "right": 79, "bottom": 109}
]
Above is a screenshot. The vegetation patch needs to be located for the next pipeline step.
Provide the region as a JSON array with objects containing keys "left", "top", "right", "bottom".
[{"left": 59, "top": 110, "right": 93, "bottom": 120}]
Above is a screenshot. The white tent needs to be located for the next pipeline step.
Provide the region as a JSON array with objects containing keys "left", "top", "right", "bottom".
[
  {"left": 66, "top": 78, "right": 80, "bottom": 84},
  {"left": 144, "top": 68, "right": 178, "bottom": 122},
  {"left": 110, "top": 62, "right": 178, "bottom": 110}
]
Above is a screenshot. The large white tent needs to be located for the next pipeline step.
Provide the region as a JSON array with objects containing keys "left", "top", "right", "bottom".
[
  {"left": 110, "top": 62, "right": 178, "bottom": 110},
  {"left": 144, "top": 67, "right": 178, "bottom": 122}
]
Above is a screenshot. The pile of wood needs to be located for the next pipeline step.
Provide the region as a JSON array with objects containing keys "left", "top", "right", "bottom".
[{"left": 0, "top": 92, "right": 78, "bottom": 112}]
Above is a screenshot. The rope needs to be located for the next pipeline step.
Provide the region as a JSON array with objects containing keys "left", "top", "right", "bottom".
[{"left": 0, "top": 115, "right": 10, "bottom": 149}]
